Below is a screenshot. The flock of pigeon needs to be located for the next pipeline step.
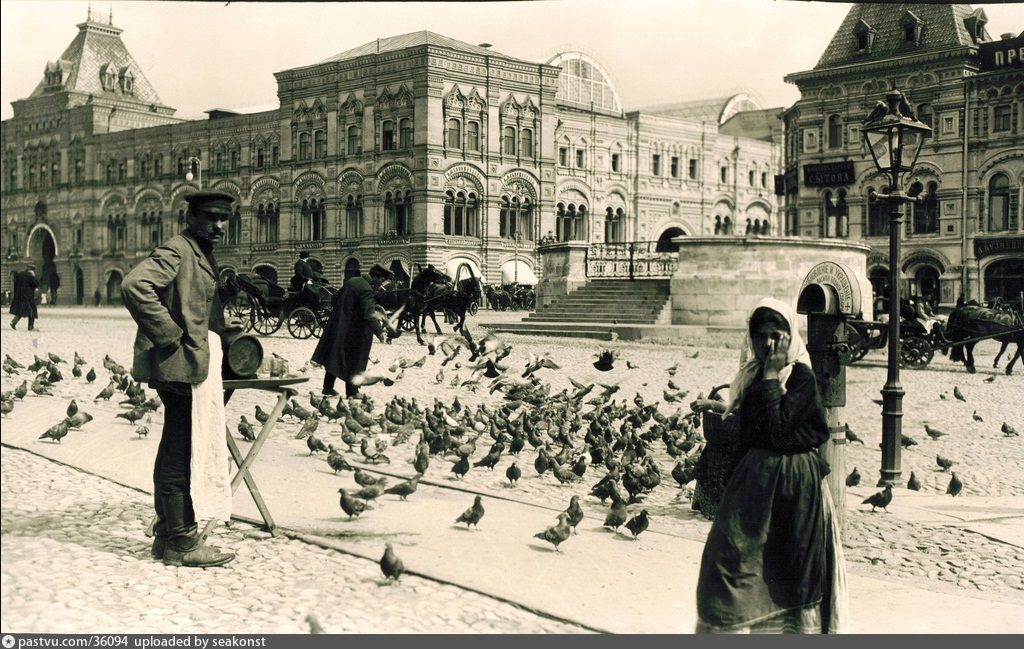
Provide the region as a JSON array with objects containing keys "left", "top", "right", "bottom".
[
  {"left": 848, "top": 383, "right": 1019, "bottom": 511},
  {"left": 2, "top": 352, "right": 157, "bottom": 444},
  {"left": 220, "top": 332, "right": 720, "bottom": 579},
  {"left": 4, "top": 328, "right": 1019, "bottom": 586}
]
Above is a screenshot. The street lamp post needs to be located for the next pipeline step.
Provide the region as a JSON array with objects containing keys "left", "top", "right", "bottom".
[
  {"left": 184, "top": 156, "right": 202, "bottom": 189},
  {"left": 861, "top": 89, "right": 932, "bottom": 487}
]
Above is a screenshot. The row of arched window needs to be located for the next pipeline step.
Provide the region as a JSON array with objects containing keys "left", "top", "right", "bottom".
[{"left": 444, "top": 120, "right": 535, "bottom": 158}]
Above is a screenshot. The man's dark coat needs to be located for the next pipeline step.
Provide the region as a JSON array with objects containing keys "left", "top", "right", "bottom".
[
  {"left": 311, "top": 275, "right": 385, "bottom": 381},
  {"left": 8, "top": 270, "right": 38, "bottom": 318}
]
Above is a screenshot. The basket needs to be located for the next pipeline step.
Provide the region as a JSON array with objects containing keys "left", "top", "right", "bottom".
[{"left": 701, "top": 411, "right": 741, "bottom": 446}]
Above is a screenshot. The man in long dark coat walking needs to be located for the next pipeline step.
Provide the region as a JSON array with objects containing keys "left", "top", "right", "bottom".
[
  {"left": 312, "top": 262, "right": 397, "bottom": 397},
  {"left": 9, "top": 264, "right": 39, "bottom": 330}
]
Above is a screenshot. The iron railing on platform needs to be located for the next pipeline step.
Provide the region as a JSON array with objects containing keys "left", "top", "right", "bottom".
[{"left": 585, "top": 241, "right": 678, "bottom": 279}]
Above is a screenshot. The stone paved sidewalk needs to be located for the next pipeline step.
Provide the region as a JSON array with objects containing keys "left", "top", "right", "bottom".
[{"left": 0, "top": 447, "right": 588, "bottom": 634}]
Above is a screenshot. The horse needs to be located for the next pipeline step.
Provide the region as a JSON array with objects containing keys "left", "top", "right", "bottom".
[
  {"left": 374, "top": 277, "right": 429, "bottom": 344},
  {"left": 940, "top": 304, "right": 1024, "bottom": 375},
  {"left": 410, "top": 265, "right": 484, "bottom": 336},
  {"left": 410, "top": 265, "right": 455, "bottom": 336},
  {"left": 485, "top": 284, "right": 513, "bottom": 311},
  {"left": 425, "top": 276, "right": 483, "bottom": 334}
]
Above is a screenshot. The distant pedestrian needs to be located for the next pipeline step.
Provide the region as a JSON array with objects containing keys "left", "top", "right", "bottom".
[
  {"left": 312, "top": 261, "right": 397, "bottom": 397},
  {"left": 94, "top": 288, "right": 102, "bottom": 306},
  {"left": 956, "top": 293, "right": 965, "bottom": 309},
  {"left": 9, "top": 264, "right": 39, "bottom": 330},
  {"left": 695, "top": 298, "right": 847, "bottom": 633},
  {"left": 122, "top": 190, "right": 237, "bottom": 569}
]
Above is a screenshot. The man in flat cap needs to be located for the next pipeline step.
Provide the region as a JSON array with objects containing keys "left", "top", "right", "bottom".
[
  {"left": 9, "top": 263, "right": 39, "bottom": 330},
  {"left": 122, "top": 190, "right": 235, "bottom": 568},
  {"left": 312, "top": 260, "right": 397, "bottom": 397}
]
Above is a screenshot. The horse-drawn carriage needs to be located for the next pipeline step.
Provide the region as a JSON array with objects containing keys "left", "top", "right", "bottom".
[
  {"left": 484, "top": 283, "right": 536, "bottom": 311},
  {"left": 839, "top": 297, "right": 1023, "bottom": 374},
  {"left": 374, "top": 264, "right": 483, "bottom": 344},
  {"left": 221, "top": 271, "right": 336, "bottom": 340}
]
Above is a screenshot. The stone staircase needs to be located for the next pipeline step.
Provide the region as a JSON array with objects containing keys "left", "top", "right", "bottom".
[
  {"left": 482, "top": 279, "right": 672, "bottom": 339},
  {"left": 527, "top": 279, "right": 671, "bottom": 324}
]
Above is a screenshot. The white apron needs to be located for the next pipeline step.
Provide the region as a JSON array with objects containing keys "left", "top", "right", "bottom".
[{"left": 189, "top": 332, "right": 232, "bottom": 523}]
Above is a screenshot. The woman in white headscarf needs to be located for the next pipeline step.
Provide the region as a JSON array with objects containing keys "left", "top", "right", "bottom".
[{"left": 695, "top": 298, "right": 847, "bottom": 634}]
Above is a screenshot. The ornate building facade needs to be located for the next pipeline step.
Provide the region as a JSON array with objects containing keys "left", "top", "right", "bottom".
[
  {"left": 1, "top": 14, "right": 780, "bottom": 303},
  {"left": 783, "top": 3, "right": 1024, "bottom": 306}
]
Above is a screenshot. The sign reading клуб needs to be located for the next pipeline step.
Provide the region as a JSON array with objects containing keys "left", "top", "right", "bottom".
[{"left": 804, "top": 161, "right": 855, "bottom": 187}]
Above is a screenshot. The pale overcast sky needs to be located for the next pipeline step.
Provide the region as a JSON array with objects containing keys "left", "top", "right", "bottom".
[{"left": 2, "top": 1, "right": 1021, "bottom": 121}]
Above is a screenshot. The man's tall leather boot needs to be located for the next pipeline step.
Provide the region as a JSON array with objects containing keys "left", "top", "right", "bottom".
[{"left": 159, "top": 493, "right": 234, "bottom": 568}]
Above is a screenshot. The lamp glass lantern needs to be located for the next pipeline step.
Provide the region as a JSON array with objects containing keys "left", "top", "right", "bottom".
[{"left": 860, "top": 90, "right": 931, "bottom": 183}]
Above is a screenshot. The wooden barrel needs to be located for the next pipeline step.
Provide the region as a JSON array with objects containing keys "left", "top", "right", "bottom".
[{"left": 222, "top": 331, "right": 264, "bottom": 379}]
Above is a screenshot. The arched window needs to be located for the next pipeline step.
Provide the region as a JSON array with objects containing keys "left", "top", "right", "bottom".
[
  {"left": 267, "top": 202, "right": 279, "bottom": 243},
  {"left": 299, "top": 133, "right": 311, "bottom": 161},
  {"left": 314, "top": 130, "right": 327, "bottom": 159},
  {"left": 313, "top": 198, "right": 326, "bottom": 240},
  {"left": 988, "top": 173, "right": 1011, "bottom": 232},
  {"left": 466, "top": 121, "right": 480, "bottom": 152},
  {"left": 822, "top": 191, "right": 835, "bottom": 237},
  {"left": 256, "top": 204, "right": 266, "bottom": 243},
  {"left": 300, "top": 199, "right": 311, "bottom": 240},
  {"left": 382, "top": 120, "right": 396, "bottom": 151},
  {"left": 866, "top": 186, "right": 888, "bottom": 237},
  {"left": 345, "top": 195, "right": 363, "bottom": 239},
  {"left": 828, "top": 115, "right": 843, "bottom": 149},
  {"left": 399, "top": 118, "right": 413, "bottom": 149},
  {"left": 227, "top": 207, "right": 242, "bottom": 245},
  {"left": 215, "top": 152, "right": 224, "bottom": 172},
  {"left": 836, "top": 189, "right": 849, "bottom": 237},
  {"left": 443, "top": 190, "right": 479, "bottom": 237},
  {"left": 384, "top": 191, "right": 411, "bottom": 236},
  {"left": 521, "top": 128, "right": 534, "bottom": 158},
  {"left": 500, "top": 196, "right": 533, "bottom": 240},
  {"left": 911, "top": 181, "right": 938, "bottom": 234},
  {"left": 923, "top": 182, "right": 939, "bottom": 233},
  {"left": 347, "top": 125, "right": 361, "bottom": 155},
  {"left": 446, "top": 119, "right": 461, "bottom": 149},
  {"left": 604, "top": 207, "right": 625, "bottom": 243},
  {"left": 503, "top": 126, "right": 516, "bottom": 156}
]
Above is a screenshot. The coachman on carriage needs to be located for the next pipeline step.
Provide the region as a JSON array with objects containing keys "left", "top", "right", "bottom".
[{"left": 220, "top": 269, "right": 336, "bottom": 339}]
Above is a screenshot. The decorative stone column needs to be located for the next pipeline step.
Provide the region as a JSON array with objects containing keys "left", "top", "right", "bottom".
[{"left": 535, "top": 242, "right": 589, "bottom": 309}]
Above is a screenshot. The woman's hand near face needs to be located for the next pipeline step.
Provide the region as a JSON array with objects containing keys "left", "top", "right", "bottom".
[{"left": 762, "top": 332, "right": 790, "bottom": 380}]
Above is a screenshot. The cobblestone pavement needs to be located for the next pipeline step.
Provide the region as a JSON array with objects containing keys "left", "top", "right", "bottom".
[
  {"left": 0, "top": 446, "right": 587, "bottom": 634},
  {"left": 843, "top": 510, "right": 1024, "bottom": 594},
  {"left": 2, "top": 309, "right": 1023, "bottom": 626}
]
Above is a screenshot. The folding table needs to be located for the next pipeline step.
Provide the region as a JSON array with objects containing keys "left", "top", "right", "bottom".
[{"left": 146, "top": 376, "right": 308, "bottom": 543}]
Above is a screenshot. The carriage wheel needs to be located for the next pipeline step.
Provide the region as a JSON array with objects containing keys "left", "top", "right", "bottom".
[
  {"left": 900, "top": 336, "right": 934, "bottom": 370},
  {"left": 252, "top": 310, "right": 282, "bottom": 336},
  {"left": 287, "top": 307, "right": 318, "bottom": 339},
  {"left": 224, "top": 295, "right": 254, "bottom": 332},
  {"left": 837, "top": 322, "right": 865, "bottom": 365},
  {"left": 399, "top": 313, "right": 417, "bottom": 332},
  {"left": 468, "top": 301, "right": 479, "bottom": 316}
]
